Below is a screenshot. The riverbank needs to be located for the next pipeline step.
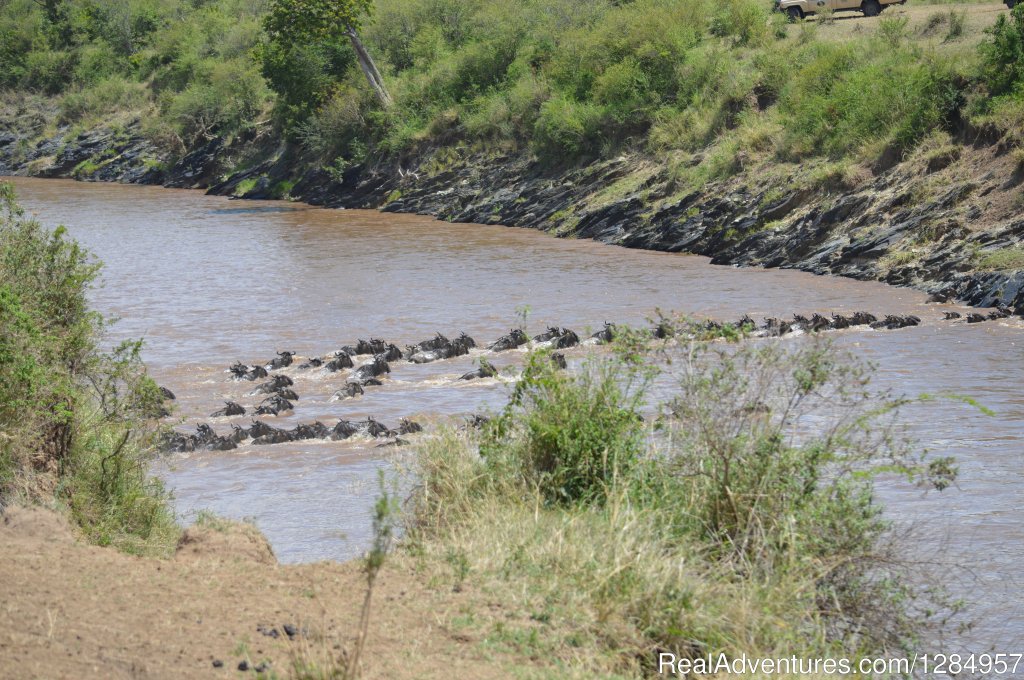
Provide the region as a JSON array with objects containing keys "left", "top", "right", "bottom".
[
  {"left": 4, "top": 107, "right": 1023, "bottom": 320},
  {"left": 2, "top": 5, "right": 1023, "bottom": 318},
  {"left": 0, "top": 505, "right": 527, "bottom": 679}
]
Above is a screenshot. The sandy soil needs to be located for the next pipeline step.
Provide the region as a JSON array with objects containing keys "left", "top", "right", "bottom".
[
  {"left": 0, "top": 507, "right": 527, "bottom": 679},
  {"left": 790, "top": 1, "right": 1008, "bottom": 50}
]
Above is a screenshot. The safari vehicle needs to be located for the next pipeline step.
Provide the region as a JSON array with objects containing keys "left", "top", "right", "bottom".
[{"left": 776, "top": 0, "right": 906, "bottom": 20}]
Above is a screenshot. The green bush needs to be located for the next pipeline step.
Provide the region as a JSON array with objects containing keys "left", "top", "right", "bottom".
[
  {"left": 532, "top": 95, "right": 606, "bottom": 160},
  {"left": 481, "top": 351, "right": 648, "bottom": 505},
  {"left": 295, "top": 86, "right": 369, "bottom": 159},
  {"left": 258, "top": 38, "right": 355, "bottom": 130},
  {"left": 779, "top": 43, "right": 959, "bottom": 159},
  {"left": 979, "top": 5, "right": 1024, "bottom": 98},
  {"left": 60, "top": 76, "right": 147, "bottom": 122},
  {"left": 164, "top": 57, "right": 270, "bottom": 144},
  {"left": 21, "top": 48, "right": 76, "bottom": 94},
  {"left": 592, "top": 57, "right": 655, "bottom": 124},
  {"left": 0, "top": 182, "right": 176, "bottom": 556}
]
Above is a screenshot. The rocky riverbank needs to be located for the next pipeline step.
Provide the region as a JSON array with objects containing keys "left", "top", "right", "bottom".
[{"left": 3, "top": 96, "right": 1023, "bottom": 315}]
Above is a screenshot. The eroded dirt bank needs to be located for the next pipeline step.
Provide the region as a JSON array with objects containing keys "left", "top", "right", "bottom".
[{"left": 0, "top": 506, "right": 522, "bottom": 679}]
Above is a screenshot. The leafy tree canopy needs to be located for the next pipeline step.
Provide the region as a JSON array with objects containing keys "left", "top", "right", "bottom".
[{"left": 264, "top": 0, "right": 373, "bottom": 44}]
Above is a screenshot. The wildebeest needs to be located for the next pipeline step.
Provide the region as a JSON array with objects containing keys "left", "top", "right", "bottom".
[
  {"left": 252, "top": 424, "right": 294, "bottom": 445},
  {"left": 265, "top": 351, "right": 295, "bottom": 370},
  {"left": 229, "top": 362, "right": 268, "bottom": 381},
  {"left": 651, "top": 321, "right": 673, "bottom": 339},
  {"left": 552, "top": 329, "right": 580, "bottom": 349},
  {"left": 254, "top": 395, "right": 294, "bottom": 416},
  {"left": 352, "top": 355, "right": 391, "bottom": 382},
  {"left": 870, "top": 315, "right": 921, "bottom": 330},
  {"left": 734, "top": 315, "right": 757, "bottom": 332},
  {"left": 407, "top": 333, "right": 450, "bottom": 357},
  {"left": 291, "top": 422, "right": 330, "bottom": 441},
  {"left": 761, "top": 318, "right": 792, "bottom": 337},
  {"left": 460, "top": 361, "right": 498, "bottom": 380},
  {"left": 354, "top": 338, "right": 390, "bottom": 355},
  {"left": 848, "top": 311, "right": 878, "bottom": 326},
  {"left": 409, "top": 335, "right": 473, "bottom": 363},
  {"left": 331, "top": 419, "right": 359, "bottom": 440},
  {"left": 356, "top": 417, "right": 393, "bottom": 438},
  {"left": 591, "top": 322, "right": 616, "bottom": 344},
  {"left": 165, "top": 423, "right": 238, "bottom": 452},
  {"left": 331, "top": 382, "right": 364, "bottom": 400},
  {"left": 532, "top": 326, "right": 562, "bottom": 343},
  {"left": 397, "top": 418, "right": 422, "bottom": 434},
  {"left": 210, "top": 401, "right": 246, "bottom": 417},
  {"left": 489, "top": 328, "right": 528, "bottom": 352},
  {"left": 251, "top": 375, "right": 294, "bottom": 394},
  {"left": 807, "top": 313, "right": 831, "bottom": 332},
  {"left": 325, "top": 353, "right": 355, "bottom": 372},
  {"left": 534, "top": 326, "right": 579, "bottom": 349}
]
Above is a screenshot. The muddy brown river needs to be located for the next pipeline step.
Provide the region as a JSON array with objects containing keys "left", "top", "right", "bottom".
[{"left": 8, "top": 177, "right": 1023, "bottom": 655}]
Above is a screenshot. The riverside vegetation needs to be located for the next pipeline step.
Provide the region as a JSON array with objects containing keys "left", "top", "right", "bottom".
[
  {"left": 0, "top": 180, "right": 178, "bottom": 555},
  {"left": 401, "top": 326, "right": 960, "bottom": 676},
  {"left": 4, "top": 2, "right": 1024, "bottom": 314},
  {"left": 2, "top": 0, "right": 1021, "bottom": 164}
]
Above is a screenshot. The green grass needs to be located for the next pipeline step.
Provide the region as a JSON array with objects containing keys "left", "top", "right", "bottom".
[
  {"left": 974, "top": 246, "right": 1024, "bottom": 271},
  {"left": 233, "top": 177, "right": 259, "bottom": 196}
]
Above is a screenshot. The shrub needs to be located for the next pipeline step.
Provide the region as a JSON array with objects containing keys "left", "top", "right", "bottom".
[
  {"left": 164, "top": 57, "right": 270, "bottom": 144},
  {"left": 258, "top": 38, "right": 355, "bottom": 130},
  {"left": 945, "top": 10, "right": 966, "bottom": 42},
  {"left": 481, "top": 351, "right": 649, "bottom": 505},
  {"left": 592, "top": 57, "right": 655, "bottom": 125},
  {"left": 532, "top": 95, "right": 606, "bottom": 160},
  {"left": 878, "top": 15, "right": 910, "bottom": 48},
  {"left": 60, "top": 77, "right": 148, "bottom": 122},
  {"left": 779, "top": 44, "right": 959, "bottom": 159},
  {"left": 21, "top": 48, "right": 76, "bottom": 94},
  {"left": 295, "top": 86, "right": 369, "bottom": 160},
  {"left": 0, "top": 183, "right": 176, "bottom": 555},
  {"left": 974, "top": 246, "right": 1024, "bottom": 271},
  {"left": 979, "top": 4, "right": 1024, "bottom": 98},
  {"left": 462, "top": 69, "right": 549, "bottom": 142},
  {"left": 73, "top": 40, "right": 124, "bottom": 85}
]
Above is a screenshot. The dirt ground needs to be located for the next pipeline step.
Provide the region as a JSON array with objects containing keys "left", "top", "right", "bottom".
[
  {"left": 790, "top": 1, "right": 1008, "bottom": 50},
  {"left": 0, "top": 506, "right": 530, "bottom": 679}
]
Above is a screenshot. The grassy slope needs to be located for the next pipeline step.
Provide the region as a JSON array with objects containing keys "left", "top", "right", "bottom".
[{"left": 0, "top": 1, "right": 1019, "bottom": 171}]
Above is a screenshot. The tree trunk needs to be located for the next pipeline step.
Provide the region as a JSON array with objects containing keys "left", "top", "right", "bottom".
[{"left": 346, "top": 27, "right": 393, "bottom": 108}]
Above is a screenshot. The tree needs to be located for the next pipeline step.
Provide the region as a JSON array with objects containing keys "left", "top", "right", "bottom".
[{"left": 263, "top": 0, "right": 393, "bottom": 108}]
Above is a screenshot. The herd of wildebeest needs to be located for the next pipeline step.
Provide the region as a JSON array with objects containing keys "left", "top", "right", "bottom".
[{"left": 162, "top": 305, "right": 1017, "bottom": 453}]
